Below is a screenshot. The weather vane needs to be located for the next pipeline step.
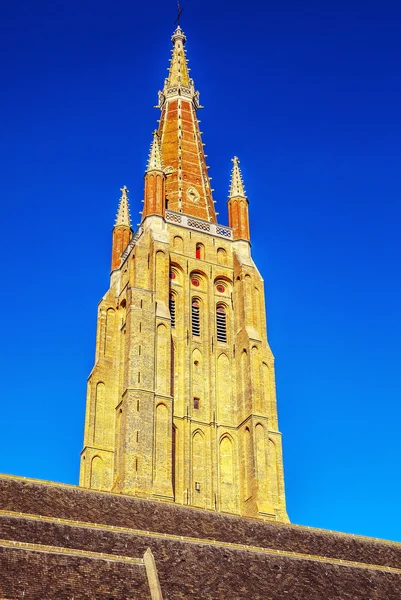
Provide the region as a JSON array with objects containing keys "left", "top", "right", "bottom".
[{"left": 174, "top": 0, "right": 184, "bottom": 26}]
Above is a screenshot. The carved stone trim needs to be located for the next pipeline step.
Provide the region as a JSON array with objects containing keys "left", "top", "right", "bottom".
[{"left": 165, "top": 210, "right": 233, "bottom": 240}]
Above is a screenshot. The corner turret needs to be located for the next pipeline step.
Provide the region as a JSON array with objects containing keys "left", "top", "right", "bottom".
[
  {"left": 142, "top": 132, "right": 166, "bottom": 220},
  {"left": 111, "top": 186, "right": 132, "bottom": 271},
  {"left": 227, "top": 157, "right": 250, "bottom": 242}
]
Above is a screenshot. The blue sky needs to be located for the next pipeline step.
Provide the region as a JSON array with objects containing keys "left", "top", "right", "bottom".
[{"left": 1, "top": 0, "right": 400, "bottom": 541}]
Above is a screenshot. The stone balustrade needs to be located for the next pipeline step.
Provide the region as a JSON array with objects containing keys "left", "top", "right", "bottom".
[{"left": 165, "top": 210, "right": 233, "bottom": 240}]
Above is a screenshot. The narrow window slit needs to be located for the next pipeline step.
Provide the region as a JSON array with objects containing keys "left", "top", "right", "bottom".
[
  {"left": 192, "top": 299, "right": 200, "bottom": 336},
  {"left": 216, "top": 305, "right": 227, "bottom": 343},
  {"left": 169, "top": 294, "right": 176, "bottom": 328}
]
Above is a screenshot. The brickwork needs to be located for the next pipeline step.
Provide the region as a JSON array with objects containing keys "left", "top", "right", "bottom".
[
  {"left": 157, "top": 27, "right": 216, "bottom": 221},
  {"left": 0, "top": 545, "right": 150, "bottom": 600},
  {"left": 1, "top": 477, "right": 400, "bottom": 570},
  {"left": 78, "top": 24, "right": 289, "bottom": 522},
  {"left": 111, "top": 225, "right": 131, "bottom": 271},
  {"left": 159, "top": 97, "right": 216, "bottom": 220},
  {"left": 81, "top": 203, "right": 288, "bottom": 521},
  {"left": 6, "top": 21, "right": 398, "bottom": 600},
  {"left": 1, "top": 526, "right": 401, "bottom": 600},
  {"left": 0, "top": 477, "right": 400, "bottom": 599}
]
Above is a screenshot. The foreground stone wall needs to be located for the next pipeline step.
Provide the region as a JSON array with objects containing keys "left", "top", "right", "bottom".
[{"left": 0, "top": 475, "right": 400, "bottom": 599}]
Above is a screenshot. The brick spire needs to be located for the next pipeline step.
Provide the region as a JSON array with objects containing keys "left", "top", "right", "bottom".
[
  {"left": 111, "top": 186, "right": 132, "bottom": 271},
  {"left": 143, "top": 132, "right": 166, "bottom": 219},
  {"left": 227, "top": 157, "right": 250, "bottom": 242},
  {"left": 155, "top": 27, "right": 216, "bottom": 222}
]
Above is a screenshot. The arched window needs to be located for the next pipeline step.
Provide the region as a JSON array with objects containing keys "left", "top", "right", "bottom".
[
  {"left": 173, "top": 236, "right": 183, "bottom": 252},
  {"left": 192, "top": 299, "right": 200, "bottom": 337},
  {"left": 119, "top": 299, "right": 127, "bottom": 327},
  {"left": 216, "top": 305, "right": 227, "bottom": 343},
  {"left": 217, "top": 247, "right": 227, "bottom": 265},
  {"left": 169, "top": 294, "right": 176, "bottom": 328},
  {"left": 196, "top": 243, "right": 204, "bottom": 260}
]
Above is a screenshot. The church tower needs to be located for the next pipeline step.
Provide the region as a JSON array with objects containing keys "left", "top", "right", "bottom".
[{"left": 80, "top": 26, "right": 288, "bottom": 522}]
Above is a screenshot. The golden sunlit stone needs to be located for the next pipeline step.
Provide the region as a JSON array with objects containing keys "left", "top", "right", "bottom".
[{"left": 80, "top": 26, "right": 289, "bottom": 524}]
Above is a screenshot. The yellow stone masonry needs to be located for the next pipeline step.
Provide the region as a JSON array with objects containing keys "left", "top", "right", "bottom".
[
  {"left": 79, "top": 26, "right": 289, "bottom": 523},
  {"left": 80, "top": 215, "right": 288, "bottom": 522}
]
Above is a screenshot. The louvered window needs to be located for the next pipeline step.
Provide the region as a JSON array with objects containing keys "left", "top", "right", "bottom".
[
  {"left": 192, "top": 299, "right": 200, "bottom": 337},
  {"left": 216, "top": 305, "right": 227, "bottom": 343},
  {"left": 169, "top": 294, "right": 176, "bottom": 328}
]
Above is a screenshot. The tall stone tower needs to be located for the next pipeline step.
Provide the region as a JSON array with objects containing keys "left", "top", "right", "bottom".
[{"left": 80, "top": 26, "right": 288, "bottom": 523}]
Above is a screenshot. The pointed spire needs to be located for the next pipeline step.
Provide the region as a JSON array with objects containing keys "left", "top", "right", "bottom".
[
  {"left": 228, "top": 157, "right": 250, "bottom": 241},
  {"left": 155, "top": 28, "right": 216, "bottom": 222},
  {"left": 115, "top": 186, "right": 131, "bottom": 227},
  {"left": 229, "top": 156, "right": 247, "bottom": 198},
  {"left": 166, "top": 26, "right": 190, "bottom": 89},
  {"left": 147, "top": 131, "right": 163, "bottom": 172}
]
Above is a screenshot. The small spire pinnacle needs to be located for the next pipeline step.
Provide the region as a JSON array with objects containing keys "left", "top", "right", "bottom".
[
  {"left": 172, "top": 24, "right": 186, "bottom": 44},
  {"left": 115, "top": 186, "right": 131, "bottom": 227},
  {"left": 229, "top": 156, "right": 247, "bottom": 198},
  {"left": 166, "top": 26, "right": 190, "bottom": 89},
  {"left": 147, "top": 131, "right": 163, "bottom": 172}
]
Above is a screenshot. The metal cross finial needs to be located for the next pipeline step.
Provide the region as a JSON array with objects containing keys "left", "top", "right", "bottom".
[{"left": 174, "top": 0, "right": 184, "bottom": 26}]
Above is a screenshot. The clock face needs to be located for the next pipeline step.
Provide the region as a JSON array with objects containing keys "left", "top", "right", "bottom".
[{"left": 187, "top": 187, "right": 200, "bottom": 203}]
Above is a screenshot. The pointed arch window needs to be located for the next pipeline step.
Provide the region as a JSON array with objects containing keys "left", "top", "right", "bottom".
[
  {"left": 196, "top": 243, "right": 204, "bottom": 260},
  {"left": 217, "top": 247, "right": 227, "bottom": 265},
  {"left": 169, "top": 294, "right": 176, "bottom": 328},
  {"left": 216, "top": 305, "right": 227, "bottom": 343},
  {"left": 192, "top": 299, "right": 200, "bottom": 337}
]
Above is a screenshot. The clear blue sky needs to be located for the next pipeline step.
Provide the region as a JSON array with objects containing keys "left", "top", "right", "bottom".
[{"left": 1, "top": 0, "right": 400, "bottom": 541}]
